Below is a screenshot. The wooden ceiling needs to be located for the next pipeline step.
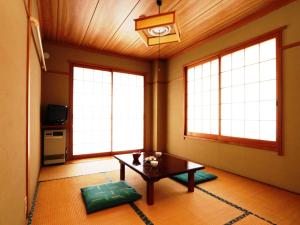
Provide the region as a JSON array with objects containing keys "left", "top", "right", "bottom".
[{"left": 37, "top": 0, "right": 292, "bottom": 59}]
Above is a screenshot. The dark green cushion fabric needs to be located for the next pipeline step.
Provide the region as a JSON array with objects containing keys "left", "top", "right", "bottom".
[
  {"left": 172, "top": 170, "right": 217, "bottom": 185},
  {"left": 81, "top": 181, "right": 141, "bottom": 214}
]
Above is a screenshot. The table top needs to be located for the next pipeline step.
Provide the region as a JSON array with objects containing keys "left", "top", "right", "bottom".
[{"left": 114, "top": 152, "right": 205, "bottom": 181}]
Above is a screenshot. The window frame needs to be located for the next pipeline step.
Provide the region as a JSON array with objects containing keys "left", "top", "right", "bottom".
[{"left": 184, "top": 27, "right": 284, "bottom": 154}]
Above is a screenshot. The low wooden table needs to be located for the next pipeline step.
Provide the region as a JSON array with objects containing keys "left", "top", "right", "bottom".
[{"left": 114, "top": 152, "right": 204, "bottom": 205}]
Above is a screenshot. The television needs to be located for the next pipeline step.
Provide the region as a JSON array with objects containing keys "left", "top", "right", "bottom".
[{"left": 46, "top": 104, "right": 68, "bottom": 125}]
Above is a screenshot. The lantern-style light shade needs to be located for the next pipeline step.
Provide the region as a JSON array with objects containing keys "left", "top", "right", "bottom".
[{"left": 134, "top": 11, "right": 180, "bottom": 46}]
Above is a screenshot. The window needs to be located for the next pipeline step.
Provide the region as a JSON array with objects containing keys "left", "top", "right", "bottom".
[
  {"left": 185, "top": 31, "right": 282, "bottom": 152},
  {"left": 72, "top": 66, "right": 144, "bottom": 156}
]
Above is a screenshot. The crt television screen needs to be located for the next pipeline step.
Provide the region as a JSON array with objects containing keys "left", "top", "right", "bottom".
[{"left": 46, "top": 104, "right": 68, "bottom": 124}]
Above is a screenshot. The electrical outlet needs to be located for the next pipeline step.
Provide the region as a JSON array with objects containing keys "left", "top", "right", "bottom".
[{"left": 24, "top": 196, "right": 27, "bottom": 216}]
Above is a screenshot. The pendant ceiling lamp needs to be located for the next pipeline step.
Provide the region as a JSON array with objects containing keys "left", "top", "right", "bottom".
[{"left": 134, "top": 0, "right": 180, "bottom": 46}]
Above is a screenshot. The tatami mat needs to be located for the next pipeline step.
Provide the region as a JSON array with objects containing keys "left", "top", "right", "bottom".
[
  {"left": 200, "top": 167, "right": 300, "bottom": 225},
  {"left": 32, "top": 173, "right": 145, "bottom": 225},
  {"left": 32, "top": 164, "right": 300, "bottom": 225},
  {"left": 235, "top": 215, "right": 272, "bottom": 225},
  {"left": 32, "top": 170, "right": 242, "bottom": 225},
  {"left": 38, "top": 158, "right": 120, "bottom": 181},
  {"left": 108, "top": 170, "right": 242, "bottom": 225}
]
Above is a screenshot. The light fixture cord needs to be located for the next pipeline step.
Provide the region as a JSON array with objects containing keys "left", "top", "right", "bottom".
[{"left": 157, "top": 0, "right": 161, "bottom": 72}]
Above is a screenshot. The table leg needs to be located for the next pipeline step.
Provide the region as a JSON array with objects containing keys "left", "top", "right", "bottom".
[
  {"left": 146, "top": 181, "right": 154, "bottom": 205},
  {"left": 188, "top": 171, "right": 195, "bottom": 192},
  {"left": 120, "top": 162, "right": 125, "bottom": 180}
]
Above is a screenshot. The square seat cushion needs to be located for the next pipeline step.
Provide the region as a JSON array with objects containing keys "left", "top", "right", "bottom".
[
  {"left": 172, "top": 170, "right": 217, "bottom": 185},
  {"left": 81, "top": 181, "right": 142, "bottom": 214}
]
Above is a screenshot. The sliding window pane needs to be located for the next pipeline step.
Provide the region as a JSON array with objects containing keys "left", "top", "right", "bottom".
[
  {"left": 112, "top": 72, "right": 144, "bottom": 151},
  {"left": 245, "top": 44, "right": 259, "bottom": 65},
  {"left": 221, "top": 54, "right": 231, "bottom": 72},
  {"left": 260, "top": 39, "right": 276, "bottom": 61},
  {"left": 220, "top": 38, "right": 277, "bottom": 141},
  {"left": 73, "top": 67, "right": 112, "bottom": 155},
  {"left": 260, "top": 59, "right": 276, "bottom": 81},
  {"left": 187, "top": 59, "right": 219, "bottom": 135},
  {"left": 245, "top": 64, "right": 259, "bottom": 84},
  {"left": 232, "top": 50, "right": 244, "bottom": 69}
]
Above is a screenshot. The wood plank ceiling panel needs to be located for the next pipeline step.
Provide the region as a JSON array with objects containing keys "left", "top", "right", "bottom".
[
  {"left": 146, "top": 0, "right": 286, "bottom": 58},
  {"left": 38, "top": 0, "right": 58, "bottom": 40},
  {"left": 148, "top": 0, "right": 274, "bottom": 58},
  {"left": 159, "top": 0, "right": 280, "bottom": 57},
  {"left": 129, "top": 0, "right": 275, "bottom": 58},
  {"left": 80, "top": 0, "right": 140, "bottom": 50},
  {"left": 38, "top": 0, "right": 294, "bottom": 59},
  {"left": 56, "top": 0, "right": 99, "bottom": 44}
]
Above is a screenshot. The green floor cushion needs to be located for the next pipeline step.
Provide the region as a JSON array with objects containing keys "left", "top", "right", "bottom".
[
  {"left": 81, "top": 181, "right": 142, "bottom": 214},
  {"left": 172, "top": 170, "right": 217, "bottom": 185}
]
